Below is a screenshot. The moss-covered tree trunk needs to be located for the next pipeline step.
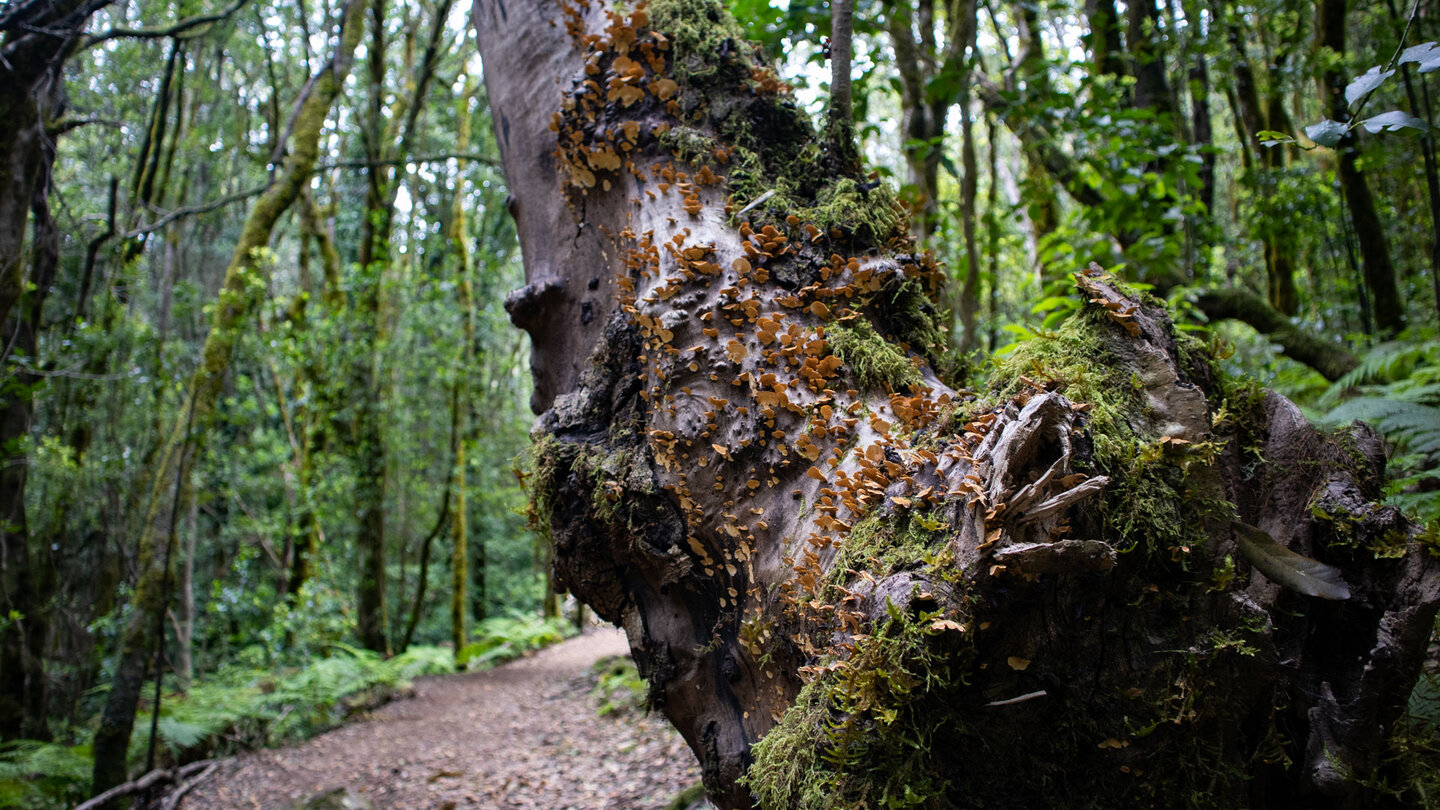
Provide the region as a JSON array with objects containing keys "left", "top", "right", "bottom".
[
  {"left": 474, "top": 1, "right": 1440, "bottom": 807},
  {"left": 0, "top": 99, "right": 61, "bottom": 743},
  {"left": 89, "top": 3, "right": 365, "bottom": 795},
  {"left": 0, "top": 0, "right": 116, "bottom": 742},
  {"left": 450, "top": 98, "right": 477, "bottom": 652}
]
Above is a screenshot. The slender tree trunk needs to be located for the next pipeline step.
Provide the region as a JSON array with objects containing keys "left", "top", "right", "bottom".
[
  {"left": 169, "top": 498, "right": 197, "bottom": 689},
  {"left": 984, "top": 113, "right": 1001, "bottom": 353},
  {"left": 1383, "top": 0, "right": 1440, "bottom": 322},
  {"left": 349, "top": 0, "right": 453, "bottom": 655},
  {"left": 90, "top": 5, "right": 365, "bottom": 794},
  {"left": 450, "top": 89, "right": 477, "bottom": 652},
  {"left": 0, "top": 109, "right": 60, "bottom": 741},
  {"left": 955, "top": 0, "right": 981, "bottom": 352},
  {"left": 887, "top": 0, "right": 945, "bottom": 241},
  {"left": 449, "top": 399, "right": 468, "bottom": 655},
  {"left": 827, "top": 0, "right": 860, "bottom": 172},
  {"left": 1085, "top": 0, "right": 1127, "bottom": 83},
  {"left": 1317, "top": 0, "right": 1405, "bottom": 335},
  {"left": 1125, "top": 0, "right": 1173, "bottom": 116},
  {"left": 1012, "top": 0, "right": 1060, "bottom": 254},
  {"left": 475, "top": 2, "right": 1439, "bottom": 808}
]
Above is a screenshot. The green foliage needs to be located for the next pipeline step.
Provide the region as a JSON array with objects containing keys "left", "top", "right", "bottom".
[
  {"left": 129, "top": 642, "right": 456, "bottom": 764},
  {"left": 589, "top": 655, "right": 648, "bottom": 716},
  {"left": 455, "top": 614, "right": 576, "bottom": 670},
  {"left": 1318, "top": 341, "right": 1440, "bottom": 526},
  {"left": 0, "top": 742, "right": 91, "bottom": 810},
  {"left": 992, "top": 298, "right": 1220, "bottom": 558},
  {"left": 745, "top": 599, "right": 965, "bottom": 809},
  {"left": 829, "top": 318, "right": 923, "bottom": 391}
]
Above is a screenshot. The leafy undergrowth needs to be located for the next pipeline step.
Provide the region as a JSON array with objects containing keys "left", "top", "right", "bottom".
[
  {"left": 1, "top": 614, "right": 575, "bottom": 809},
  {"left": 1313, "top": 340, "right": 1440, "bottom": 531},
  {"left": 589, "top": 655, "right": 648, "bottom": 717},
  {"left": 457, "top": 613, "right": 577, "bottom": 670}
]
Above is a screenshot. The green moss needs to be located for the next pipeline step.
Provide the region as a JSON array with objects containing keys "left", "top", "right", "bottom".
[
  {"left": 646, "top": 0, "right": 907, "bottom": 247},
  {"left": 745, "top": 600, "right": 964, "bottom": 809},
  {"left": 822, "top": 511, "right": 947, "bottom": 598},
  {"left": 520, "top": 434, "right": 565, "bottom": 543},
  {"left": 576, "top": 445, "right": 655, "bottom": 526},
  {"left": 986, "top": 302, "right": 1232, "bottom": 561},
  {"left": 648, "top": 0, "right": 747, "bottom": 82},
  {"left": 810, "top": 178, "right": 903, "bottom": 245},
  {"left": 658, "top": 125, "right": 720, "bottom": 166},
  {"left": 830, "top": 318, "right": 922, "bottom": 391}
]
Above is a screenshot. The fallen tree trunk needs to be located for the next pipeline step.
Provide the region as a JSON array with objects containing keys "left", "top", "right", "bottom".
[{"left": 472, "top": 0, "right": 1440, "bottom": 806}]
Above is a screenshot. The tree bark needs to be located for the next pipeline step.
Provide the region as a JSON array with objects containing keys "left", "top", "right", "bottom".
[
  {"left": 89, "top": 3, "right": 365, "bottom": 794},
  {"left": 0, "top": 102, "right": 60, "bottom": 742},
  {"left": 886, "top": 0, "right": 946, "bottom": 241},
  {"left": 475, "top": 1, "right": 1439, "bottom": 807},
  {"left": 450, "top": 98, "right": 477, "bottom": 652},
  {"left": 0, "top": 5, "right": 120, "bottom": 740},
  {"left": 1317, "top": 0, "right": 1405, "bottom": 336},
  {"left": 349, "top": 0, "right": 454, "bottom": 655}
]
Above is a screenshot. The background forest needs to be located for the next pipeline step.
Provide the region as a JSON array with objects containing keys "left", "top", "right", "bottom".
[{"left": 1, "top": 0, "right": 1437, "bottom": 804}]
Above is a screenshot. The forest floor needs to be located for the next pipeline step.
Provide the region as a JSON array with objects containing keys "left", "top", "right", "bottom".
[{"left": 180, "top": 627, "right": 704, "bottom": 810}]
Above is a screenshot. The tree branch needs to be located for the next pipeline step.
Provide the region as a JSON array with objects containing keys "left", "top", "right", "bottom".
[
  {"left": 1195, "top": 286, "right": 1359, "bottom": 381},
  {"left": 119, "top": 153, "right": 497, "bottom": 239},
  {"left": 71, "top": 759, "right": 220, "bottom": 810},
  {"left": 80, "top": 0, "right": 250, "bottom": 49},
  {"left": 973, "top": 72, "right": 1107, "bottom": 209}
]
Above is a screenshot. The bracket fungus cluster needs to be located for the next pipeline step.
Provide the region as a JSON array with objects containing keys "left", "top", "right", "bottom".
[{"left": 474, "top": 0, "right": 1440, "bottom": 805}]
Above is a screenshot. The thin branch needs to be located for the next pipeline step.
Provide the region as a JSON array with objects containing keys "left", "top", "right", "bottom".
[
  {"left": 119, "top": 153, "right": 495, "bottom": 239},
  {"left": 71, "top": 760, "right": 221, "bottom": 810},
  {"left": 81, "top": 0, "right": 250, "bottom": 49},
  {"left": 160, "top": 762, "right": 219, "bottom": 810},
  {"left": 47, "top": 116, "right": 124, "bottom": 136},
  {"left": 316, "top": 152, "right": 498, "bottom": 171},
  {"left": 121, "top": 184, "right": 268, "bottom": 239}
]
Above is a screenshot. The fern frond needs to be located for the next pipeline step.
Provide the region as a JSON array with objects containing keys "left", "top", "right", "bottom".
[
  {"left": 1324, "top": 397, "right": 1440, "bottom": 458},
  {"left": 1319, "top": 340, "right": 1440, "bottom": 408}
]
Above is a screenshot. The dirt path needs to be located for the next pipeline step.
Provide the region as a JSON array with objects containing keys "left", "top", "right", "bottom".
[{"left": 181, "top": 628, "right": 702, "bottom": 809}]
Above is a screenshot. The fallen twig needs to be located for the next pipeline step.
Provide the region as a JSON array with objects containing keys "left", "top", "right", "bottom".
[
  {"left": 161, "top": 761, "right": 221, "bottom": 810},
  {"left": 71, "top": 759, "right": 220, "bottom": 810}
]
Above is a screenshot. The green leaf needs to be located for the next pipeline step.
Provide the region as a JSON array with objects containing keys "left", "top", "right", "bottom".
[
  {"left": 1030, "top": 296, "right": 1078, "bottom": 314},
  {"left": 1255, "top": 129, "right": 1297, "bottom": 148},
  {"left": 1346, "top": 66, "right": 1395, "bottom": 106},
  {"left": 157, "top": 717, "right": 212, "bottom": 752},
  {"left": 1360, "top": 110, "right": 1429, "bottom": 134},
  {"left": 1305, "top": 119, "right": 1347, "bottom": 147},
  {"left": 1399, "top": 41, "right": 1440, "bottom": 73},
  {"left": 1233, "top": 521, "right": 1350, "bottom": 600}
]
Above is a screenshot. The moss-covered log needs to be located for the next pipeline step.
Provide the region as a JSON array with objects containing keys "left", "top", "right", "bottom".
[{"left": 473, "top": 0, "right": 1440, "bottom": 807}]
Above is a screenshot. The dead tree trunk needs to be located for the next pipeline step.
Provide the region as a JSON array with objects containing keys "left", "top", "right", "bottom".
[{"left": 473, "top": 1, "right": 1440, "bottom": 807}]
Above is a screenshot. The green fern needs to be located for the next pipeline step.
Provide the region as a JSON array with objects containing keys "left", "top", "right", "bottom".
[
  {"left": 1319, "top": 340, "right": 1440, "bottom": 408},
  {"left": 1324, "top": 398, "right": 1440, "bottom": 457},
  {"left": 0, "top": 741, "right": 90, "bottom": 810},
  {"left": 1317, "top": 340, "right": 1440, "bottom": 529}
]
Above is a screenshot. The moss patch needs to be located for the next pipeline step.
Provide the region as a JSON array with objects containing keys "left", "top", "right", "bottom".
[
  {"left": 744, "top": 601, "right": 967, "bottom": 810},
  {"left": 830, "top": 318, "right": 922, "bottom": 391},
  {"left": 988, "top": 304, "right": 1219, "bottom": 558}
]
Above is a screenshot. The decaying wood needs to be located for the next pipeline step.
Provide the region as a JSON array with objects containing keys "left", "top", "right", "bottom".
[{"left": 473, "top": 0, "right": 1439, "bottom": 805}]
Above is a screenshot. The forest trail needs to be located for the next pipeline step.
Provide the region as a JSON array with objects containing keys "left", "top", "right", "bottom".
[{"left": 180, "top": 628, "right": 702, "bottom": 810}]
